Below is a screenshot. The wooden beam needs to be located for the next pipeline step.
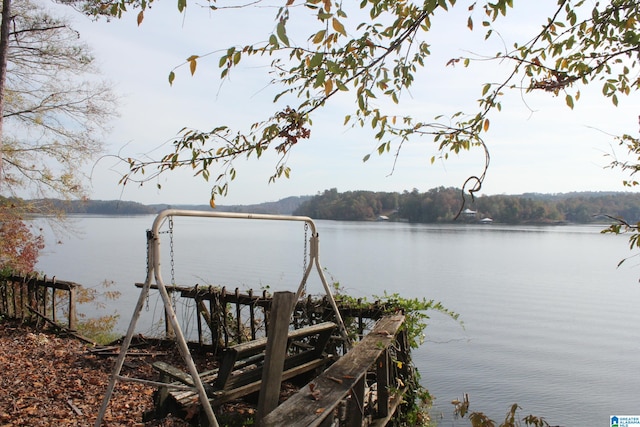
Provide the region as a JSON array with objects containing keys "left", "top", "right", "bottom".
[
  {"left": 345, "top": 376, "right": 365, "bottom": 427},
  {"left": 376, "top": 349, "right": 390, "bottom": 418},
  {"left": 68, "top": 285, "right": 77, "bottom": 331},
  {"left": 256, "top": 291, "right": 296, "bottom": 425},
  {"left": 369, "top": 387, "right": 408, "bottom": 427}
]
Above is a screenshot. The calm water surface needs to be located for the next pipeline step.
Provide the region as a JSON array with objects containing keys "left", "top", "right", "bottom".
[{"left": 36, "top": 215, "right": 640, "bottom": 426}]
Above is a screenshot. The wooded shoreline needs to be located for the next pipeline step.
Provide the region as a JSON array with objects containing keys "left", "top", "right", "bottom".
[{"left": 13, "top": 187, "right": 640, "bottom": 225}]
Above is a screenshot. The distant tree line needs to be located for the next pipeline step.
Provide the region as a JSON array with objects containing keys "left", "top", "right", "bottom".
[
  {"left": 293, "top": 187, "right": 640, "bottom": 224},
  {"left": 17, "top": 196, "right": 313, "bottom": 216},
  {"left": 13, "top": 190, "right": 640, "bottom": 223},
  {"left": 43, "top": 199, "right": 157, "bottom": 215}
]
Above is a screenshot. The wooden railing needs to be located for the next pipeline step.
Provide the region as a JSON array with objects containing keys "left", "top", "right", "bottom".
[
  {"left": 0, "top": 274, "right": 77, "bottom": 331},
  {"left": 134, "top": 282, "right": 391, "bottom": 348},
  {"left": 261, "top": 314, "right": 409, "bottom": 427}
]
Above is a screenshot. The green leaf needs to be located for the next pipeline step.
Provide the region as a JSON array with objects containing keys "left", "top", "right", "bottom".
[
  {"left": 277, "top": 21, "right": 290, "bottom": 46},
  {"left": 565, "top": 94, "right": 574, "bottom": 109},
  {"left": 314, "top": 69, "right": 326, "bottom": 88},
  {"left": 309, "top": 52, "right": 323, "bottom": 68},
  {"left": 168, "top": 71, "right": 175, "bottom": 86},
  {"left": 268, "top": 34, "right": 279, "bottom": 48},
  {"left": 363, "top": 153, "right": 371, "bottom": 162},
  {"left": 318, "top": 10, "right": 332, "bottom": 20},
  {"left": 177, "top": 0, "right": 186, "bottom": 12}
]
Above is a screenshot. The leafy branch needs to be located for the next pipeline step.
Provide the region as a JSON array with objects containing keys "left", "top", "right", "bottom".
[{"left": 106, "top": 0, "right": 640, "bottom": 207}]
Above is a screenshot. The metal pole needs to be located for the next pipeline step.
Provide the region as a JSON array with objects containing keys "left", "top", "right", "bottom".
[
  {"left": 309, "top": 233, "right": 352, "bottom": 349},
  {"left": 149, "top": 212, "right": 219, "bottom": 427},
  {"left": 95, "top": 232, "right": 157, "bottom": 426}
]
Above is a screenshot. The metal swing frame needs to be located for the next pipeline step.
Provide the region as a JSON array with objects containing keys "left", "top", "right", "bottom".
[{"left": 95, "top": 209, "right": 350, "bottom": 427}]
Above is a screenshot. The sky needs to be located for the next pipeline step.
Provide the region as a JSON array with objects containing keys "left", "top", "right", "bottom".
[{"left": 43, "top": 0, "right": 639, "bottom": 205}]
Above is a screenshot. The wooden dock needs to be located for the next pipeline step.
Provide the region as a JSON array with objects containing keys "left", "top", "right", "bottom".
[
  {"left": 262, "top": 314, "right": 408, "bottom": 427},
  {"left": 148, "top": 313, "right": 410, "bottom": 427}
]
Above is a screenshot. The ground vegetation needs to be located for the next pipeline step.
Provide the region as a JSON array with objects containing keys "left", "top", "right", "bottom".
[{"left": 0, "top": 319, "right": 190, "bottom": 426}]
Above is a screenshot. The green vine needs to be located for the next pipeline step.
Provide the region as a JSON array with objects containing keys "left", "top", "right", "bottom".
[{"left": 330, "top": 282, "right": 460, "bottom": 426}]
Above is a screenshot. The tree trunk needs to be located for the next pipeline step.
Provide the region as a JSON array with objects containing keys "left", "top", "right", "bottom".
[{"left": 0, "top": 0, "right": 11, "bottom": 183}]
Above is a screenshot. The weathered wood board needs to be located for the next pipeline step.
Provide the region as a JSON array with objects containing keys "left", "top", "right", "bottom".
[{"left": 261, "top": 314, "right": 405, "bottom": 427}]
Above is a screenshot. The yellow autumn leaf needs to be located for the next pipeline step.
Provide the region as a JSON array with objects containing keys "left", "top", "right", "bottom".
[
  {"left": 332, "top": 18, "right": 346, "bottom": 36},
  {"left": 626, "top": 17, "right": 636, "bottom": 29},
  {"left": 483, "top": 118, "right": 490, "bottom": 132},
  {"left": 312, "top": 30, "right": 326, "bottom": 44},
  {"left": 324, "top": 79, "right": 333, "bottom": 96}
]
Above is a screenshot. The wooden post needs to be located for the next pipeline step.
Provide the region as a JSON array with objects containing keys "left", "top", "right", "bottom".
[
  {"left": 27, "top": 277, "right": 34, "bottom": 319},
  {"left": 346, "top": 376, "right": 366, "bottom": 427},
  {"left": 209, "top": 288, "right": 222, "bottom": 349},
  {"left": 195, "top": 286, "right": 203, "bottom": 345},
  {"left": 249, "top": 289, "right": 256, "bottom": 340},
  {"left": 52, "top": 289, "right": 56, "bottom": 324},
  {"left": 68, "top": 285, "right": 77, "bottom": 331},
  {"left": 263, "top": 289, "right": 270, "bottom": 337},
  {"left": 376, "top": 349, "right": 390, "bottom": 418},
  {"left": 0, "top": 279, "right": 5, "bottom": 315},
  {"left": 154, "top": 371, "right": 172, "bottom": 418},
  {"left": 42, "top": 283, "right": 48, "bottom": 319},
  {"left": 222, "top": 287, "right": 229, "bottom": 348},
  {"left": 11, "top": 280, "right": 17, "bottom": 317},
  {"left": 235, "top": 288, "right": 242, "bottom": 343},
  {"left": 256, "top": 291, "right": 296, "bottom": 425}
]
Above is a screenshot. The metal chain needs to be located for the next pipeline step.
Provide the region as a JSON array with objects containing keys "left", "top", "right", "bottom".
[
  {"left": 169, "top": 217, "right": 175, "bottom": 286},
  {"left": 145, "top": 230, "right": 151, "bottom": 311},
  {"left": 169, "top": 217, "right": 177, "bottom": 311},
  {"left": 303, "top": 223, "right": 308, "bottom": 275}
]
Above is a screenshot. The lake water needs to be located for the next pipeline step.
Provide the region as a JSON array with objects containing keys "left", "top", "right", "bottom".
[{"left": 35, "top": 214, "right": 640, "bottom": 426}]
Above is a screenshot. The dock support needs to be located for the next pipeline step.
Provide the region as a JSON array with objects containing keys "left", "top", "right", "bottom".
[{"left": 256, "top": 291, "right": 297, "bottom": 425}]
